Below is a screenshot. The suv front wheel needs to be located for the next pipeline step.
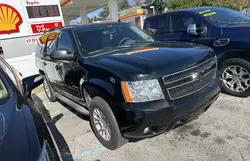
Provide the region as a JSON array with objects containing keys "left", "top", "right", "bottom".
[
  {"left": 43, "top": 76, "right": 57, "bottom": 102},
  {"left": 219, "top": 58, "right": 250, "bottom": 97},
  {"left": 89, "top": 97, "right": 127, "bottom": 150}
]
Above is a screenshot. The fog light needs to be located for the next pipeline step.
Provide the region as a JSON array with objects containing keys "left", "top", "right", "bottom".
[{"left": 144, "top": 127, "right": 150, "bottom": 134}]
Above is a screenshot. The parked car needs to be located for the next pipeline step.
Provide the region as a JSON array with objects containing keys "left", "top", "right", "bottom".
[
  {"left": 0, "top": 57, "right": 61, "bottom": 161},
  {"left": 143, "top": 6, "right": 250, "bottom": 97},
  {"left": 35, "top": 22, "right": 220, "bottom": 150}
]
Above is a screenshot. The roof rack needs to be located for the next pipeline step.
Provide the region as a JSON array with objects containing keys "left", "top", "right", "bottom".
[{"left": 43, "top": 25, "right": 79, "bottom": 34}]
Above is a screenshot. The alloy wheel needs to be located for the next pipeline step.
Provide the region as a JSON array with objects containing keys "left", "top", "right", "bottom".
[
  {"left": 44, "top": 79, "right": 51, "bottom": 98},
  {"left": 222, "top": 65, "right": 250, "bottom": 92},
  {"left": 93, "top": 108, "right": 111, "bottom": 141}
]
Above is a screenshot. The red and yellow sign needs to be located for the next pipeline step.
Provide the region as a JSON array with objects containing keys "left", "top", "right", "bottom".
[
  {"left": 0, "top": 3, "right": 23, "bottom": 34},
  {"left": 39, "top": 32, "right": 58, "bottom": 44},
  {"left": 31, "top": 22, "right": 63, "bottom": 34},
  {"left": 119, "top": 9, "right": 144, "bottom": 20},
  {"left": 60, "top": 0, "right": 72, "bottom": 7}
]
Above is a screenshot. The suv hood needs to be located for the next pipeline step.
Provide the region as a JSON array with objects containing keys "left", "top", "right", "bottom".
[{"left": 90, "top": 42, "right": 215, "bottom": 80}]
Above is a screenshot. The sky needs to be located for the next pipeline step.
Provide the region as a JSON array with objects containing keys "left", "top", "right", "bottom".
[
  {"left": 73, "top": 0, "right": 136, "bottom": 22},
  {"left": 88, "top": 8, "right": 103, "bottom": 18},
  {"left": 72, "top": 8, "right": 102, "bottom": 22},
  {"left": 72, "top": 8, "right": 103, "bottom": 22}
]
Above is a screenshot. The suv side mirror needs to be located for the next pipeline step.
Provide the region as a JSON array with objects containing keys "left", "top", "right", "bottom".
[
  {"left": 50, "top": 49, "right": 74, "bottom": 61},
  {"left": 187, "top": 24, "right": 198, "bottom": 36},
  {"left": 22, "top": 74, "right": 43, "bottom": 97}
]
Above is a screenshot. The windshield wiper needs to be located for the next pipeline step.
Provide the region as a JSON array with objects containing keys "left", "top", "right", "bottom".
[
  {"left": 133, "top": 40, "right": 154, "bottom": 43},
  {"left": 126, "top": 40, "right": 153, "bottom": 47},
  {"left": 88, "top": 46, "right": 129, "bottom": 55}
]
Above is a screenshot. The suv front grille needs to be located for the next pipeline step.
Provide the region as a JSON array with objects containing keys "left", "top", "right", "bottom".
[{"left": 163, "top": 57, "right": 217, "bottom": 100}]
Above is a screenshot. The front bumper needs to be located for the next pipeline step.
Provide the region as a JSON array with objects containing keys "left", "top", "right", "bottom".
[{"left": 114, "top": 79, "right": 220, "bottom": 139}]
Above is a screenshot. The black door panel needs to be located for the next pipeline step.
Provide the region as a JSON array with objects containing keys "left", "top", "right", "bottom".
[{"left": 54, "top": 33, "right": 81, "bottom": 99}]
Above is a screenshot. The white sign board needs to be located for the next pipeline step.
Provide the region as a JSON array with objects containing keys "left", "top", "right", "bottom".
[{"left": 0, "top": 0, "right": 64, "bottom": 40}]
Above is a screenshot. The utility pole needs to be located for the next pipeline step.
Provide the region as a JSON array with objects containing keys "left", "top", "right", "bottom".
[{"left": 150, "top": 6, "right": 155, "bottom": 15}]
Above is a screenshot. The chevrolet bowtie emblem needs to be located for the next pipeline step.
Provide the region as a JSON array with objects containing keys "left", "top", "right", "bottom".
[{"left": 192, "top": 72, "right": 202, "bottom": 81}]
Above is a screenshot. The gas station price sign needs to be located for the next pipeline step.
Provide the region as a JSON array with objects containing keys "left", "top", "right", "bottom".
[{"left": 26, "top": 5, "right": 60, "bottom": 18}]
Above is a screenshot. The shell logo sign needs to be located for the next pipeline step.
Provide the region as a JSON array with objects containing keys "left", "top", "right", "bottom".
[{"left": 0, "top": 3, "right": 23, "bottom": 35}]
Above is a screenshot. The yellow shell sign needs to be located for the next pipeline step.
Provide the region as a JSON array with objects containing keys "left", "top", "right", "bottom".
[{"left": 0, "top": 3, "right": 23, "bottom": 35}]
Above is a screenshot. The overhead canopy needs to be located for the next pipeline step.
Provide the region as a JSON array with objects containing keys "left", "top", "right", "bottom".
[{"left": 60, "top": 0, "right": 110, "bottom": 20}]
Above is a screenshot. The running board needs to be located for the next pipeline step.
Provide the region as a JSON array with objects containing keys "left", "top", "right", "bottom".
[{"left": 55, "top": 93, "right": 89, "bottom": 116}]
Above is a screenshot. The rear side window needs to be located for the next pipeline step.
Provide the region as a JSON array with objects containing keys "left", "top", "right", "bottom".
[
  {"left": 170, "top": 13, "right": 203, "bottom": 33},
  {"left": 0, "top": 78, "right": 9, "bottom": 104},
  {"left": 146, "top": 15, "right": 170, "bottom": 34},
  {"left": 0, "top": 59, "right": 18, "bottom": 88}
]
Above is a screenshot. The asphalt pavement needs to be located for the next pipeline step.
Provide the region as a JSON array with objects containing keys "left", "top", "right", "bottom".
[{"left": 33, "top": 89, "right": 250, "bottom": 161}]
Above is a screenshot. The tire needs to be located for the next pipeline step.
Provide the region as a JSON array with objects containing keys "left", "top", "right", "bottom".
[
  {"left": 89, "top": 97, "right": 127, "bottom": 150},
  {"left": 43, "top": 76, "right": 57, "bottom": 102},
  {"left": 219, "top": 58, "right": 250, "bottom": 97}
]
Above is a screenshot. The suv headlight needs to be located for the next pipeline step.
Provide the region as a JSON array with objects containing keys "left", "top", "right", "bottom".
[{"left": 121, "top": 79, "right": 164, "bottom": 103}]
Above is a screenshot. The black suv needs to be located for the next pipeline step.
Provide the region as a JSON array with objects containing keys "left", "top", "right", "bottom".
[
  {"left": 35, "top": 22, "right": 220, "bottom": 150},
  {"left": 144, "top": 7, "right": 250, "bottom": 97}
]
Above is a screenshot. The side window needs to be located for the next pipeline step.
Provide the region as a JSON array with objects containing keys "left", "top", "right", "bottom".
[
  {"left": 170, "top": 13, "right": 204, "bottom": 33},
  {"left": 57, "top": 33, "right": 73, "bottom": 52},
  {"left": 0, "top": 78, "right": 10, "bottom": 105},
  {"left": 0, "top": 60, "right": 18, "bottom": 88},
  {"left": 45, "top": 33, "right": 58, "bottom": 56},
  {"left": 147, "top": 15, "right": 170, "bottom": 34}
]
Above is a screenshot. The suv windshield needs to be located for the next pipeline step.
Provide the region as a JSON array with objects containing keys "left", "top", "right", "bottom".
[
  {"left": 76, "top": 23, "right": 154, "bottom": 56},
  {"left": 197, "top": 8, "right": 250, "bottom": 26}
]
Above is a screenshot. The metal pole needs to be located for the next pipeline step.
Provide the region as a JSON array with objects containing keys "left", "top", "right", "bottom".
[{"left": 150, "top": 6, "right": 155, "bottom": 15}]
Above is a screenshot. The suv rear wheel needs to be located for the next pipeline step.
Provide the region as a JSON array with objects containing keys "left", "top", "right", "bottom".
[
  {"left": 89, "top": 97, "right": 127, "bottom": 150},
  {"left": 43, "top": 76, "right": 57, "bottom": 102},
  {"left": 219, "top": 58, "right": 250, "bottom": 97}
]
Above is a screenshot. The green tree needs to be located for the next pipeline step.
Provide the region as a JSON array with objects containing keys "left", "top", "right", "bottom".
[
  {"left": 142, "top": 0, "right": 167, "bottom": 15},
  {"left": 93, "top": 16, "right": 100, "bottom": 22},
  {"left": 166, "top": 0, "right": 202, "bottom": 11},
  {"left": 167, "top": 0, "right": 247, "bottom": 11},
  {"left": 118, "top": 0, "right": 131, "bottom": 11},
  {"left": 202, "top": 0, "right": 247, "bottom": 10},
  {"left": 88, "top": 17, "right": 92, "bottom": 23},
  {"left": 98, "top": 6, "right": 110, "bottom": 19}
]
